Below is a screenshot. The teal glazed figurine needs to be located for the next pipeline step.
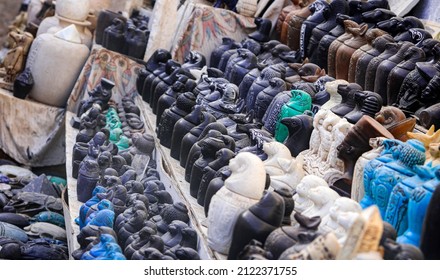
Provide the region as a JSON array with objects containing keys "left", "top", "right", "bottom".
[
  {"left": 385, "top": 164, "right": 437, "bottom": 236},
  {"left": 81, "top": 234, "right": 126, "bottom": 260},
  {"left": 274, "top": 90, "right": 312, "bottom": 142},
  {"left": 369, "top": 139, "right": 426, "bottom": 218},
  {"left": 398, "top": 168, "right": 440, "bottom": 246},
  {"left": 360, "top": 139, "right": 399, "bottom": 209}
]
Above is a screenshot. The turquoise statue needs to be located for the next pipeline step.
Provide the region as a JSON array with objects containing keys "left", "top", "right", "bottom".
[
  {"left": 82, "top": 199, "right": 115, "bottom": 230},
  {"left": 274, "top": 90, "right": 312, "bottom": 142},
  {"left": 368, "top": 140, "right": 426, "bottom": 218},
  {"left": 360, "top": 139, "right": 400, "bottom": 209},
  {"left": 397, "top": 168, "right": 440, "bottom": 246},
  {"left": 385, "top": 165, "right": 438, "bottom": 236},
  {"left": 76, "top": 186, "right": 107, "bottom": 229},
  {"left": 81, "top": 234, "right": 126, "bottom": 260},
  {"left": 31, "top": 211, "right": 66, "bottom": 228}
]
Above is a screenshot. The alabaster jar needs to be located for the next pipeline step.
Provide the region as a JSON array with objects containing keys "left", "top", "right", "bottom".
[
  {"left": 27, "top": 25, "right": 90, "bottom": 107},
  {"left": 56, "top": 0, "right": 91, "bottom": 22},
  {"left": 38, "top": 16, "right": 93, "bottom": 48}
]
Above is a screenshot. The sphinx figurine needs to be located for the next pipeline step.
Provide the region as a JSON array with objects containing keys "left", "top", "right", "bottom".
[
  {"left": 274, "top": 90, "right": 312, "bottom": 142},
  {"left": 207, "top": 152, "right": 266, "bottom": 255}
]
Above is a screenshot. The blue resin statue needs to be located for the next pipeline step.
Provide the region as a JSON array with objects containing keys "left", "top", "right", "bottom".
[
  {"left": 385, "top": 165, "right": 439, "bottom": 236},
  {"left": 397, "top": 168, "right": 440, "bottom": 246},
  {"left": 81, "top": 234, "right": 126, "bottom": 260},
  {"left": 370, "top": 139, "right": 426, "bottom": 218},
  {"left": 76, "top": 186, "right": 107, "bottom": 228},
  {"left": 85, "top": 199, "right": 115, "bottom": 229},
  {"left": 360, "top": 139, "right": 399, "bottom": 208}
]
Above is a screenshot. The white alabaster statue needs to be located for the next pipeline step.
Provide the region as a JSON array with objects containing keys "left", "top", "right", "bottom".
[
  {"left": 292, "top": 175, "right": 329, "bottom": 225},
  {"left": 319, "top": 197, "right": 362, "bottom": 241},
  {"left": 263, "top": 142, "right": 295, "bottom": 176},
  {"left": 321, "top": 118, "right": 354, "bottom": 183},
  {"left": 320, "top": 79, "right": 349, "bottom": 110},
  {"left": 301, "top": 186, "right": 340, "bottom": 219},
  {"left": 207, "top": 152, "right": 266, "bottom": 255},
  {"left": 351, "top": 137, "right": 386, "bottom": 202}
]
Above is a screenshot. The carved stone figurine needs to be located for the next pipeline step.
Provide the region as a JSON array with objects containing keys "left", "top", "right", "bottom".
[
  {"left": 293, "top": 175, "right": 328, "bottom": 217},
  {"left": 343, "top": 90, "right": 383, "bottom": 124},
  {"left": 319, "top": 197, "right": 362, "bottom": 241},
  {"left": 264, "top": 212, "right": 321, "bottom": 259},
  {"left": 330, "top": 82, "right": 363, "bottom": 117},
  {"left": 274, "top": 90, "right": 312, "bottom": 142},
  {"left": 333, "top": 116, "right": 394, "bottom": 196},
  {"left": 2, "top": 31, "right": 34, "bottom": 82},
  {"left": 263, "top": 142, "right": 305, "bottom": 192},
  {"left": 281, "top": 114, "right": 314, "bottom": 157},
  {"left": 336, "top": 205, "right": 383, "bottom": 260},
  {"left": 207, "top": 152, "right": 266, "bottom": 255},
  {"left": 228, "top": 191, "right": 285, "bottom": 259}
]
